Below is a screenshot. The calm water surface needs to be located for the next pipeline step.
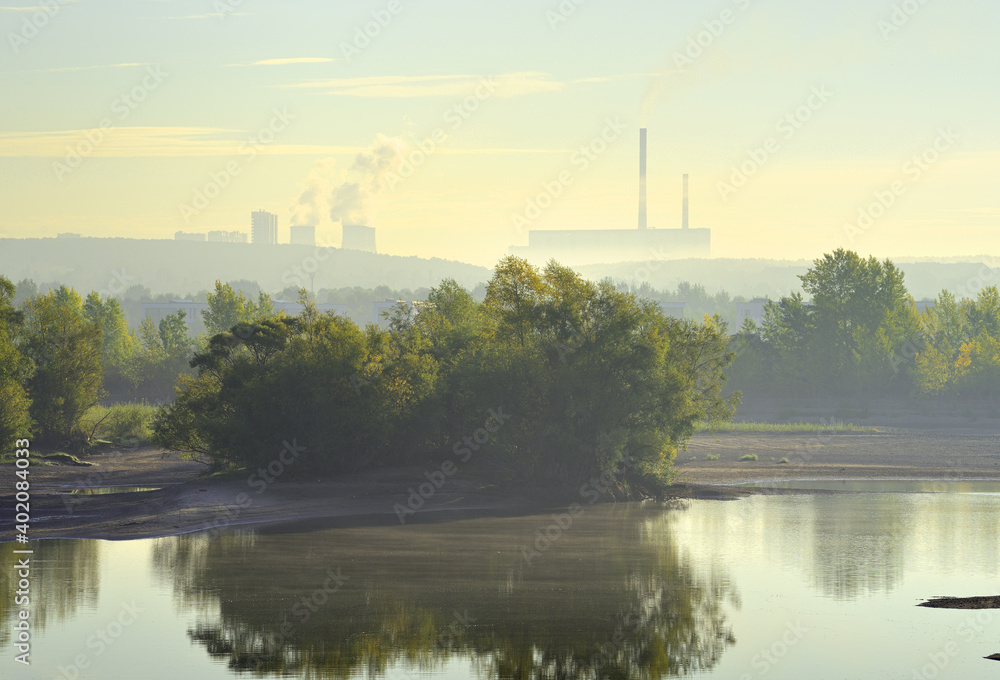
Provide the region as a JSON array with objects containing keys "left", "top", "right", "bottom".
[{"left": 2, "top": 482, "right": 999, "bottom": 679}]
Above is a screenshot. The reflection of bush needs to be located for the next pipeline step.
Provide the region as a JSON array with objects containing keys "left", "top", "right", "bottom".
[{"left": 156, "top": 505, "right": 737, "bottom": 679}]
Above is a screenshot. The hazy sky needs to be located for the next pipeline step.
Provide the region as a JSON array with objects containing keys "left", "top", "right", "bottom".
[{"left": 1, "top": 0, "right": 997, "bottom": 265}]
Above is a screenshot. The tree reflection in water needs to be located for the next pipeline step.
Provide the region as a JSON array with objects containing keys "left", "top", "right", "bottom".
[
  {"left": 0, "top": 540, "right": 100, "bottom": 645},
  {"left": 153, "top": 503, "right": 738, "bottom": 679}
]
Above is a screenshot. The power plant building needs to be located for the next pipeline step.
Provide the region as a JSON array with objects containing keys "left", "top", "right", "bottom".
[{"left": 510, "top": 129, "right": 710, "bottom": 266}]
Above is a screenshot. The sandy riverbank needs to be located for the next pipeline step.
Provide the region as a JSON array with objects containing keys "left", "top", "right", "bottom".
[{"left": 2, "top": 425, "right": 999, "bottom": 541}]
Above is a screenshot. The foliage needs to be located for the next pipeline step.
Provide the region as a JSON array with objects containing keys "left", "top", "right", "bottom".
[
  {"left": 0, "top": 276, "right": 33, "bottom": 453},
  {"left": 729, "top": 249, "right": 920, "bottom": 398},
  {"left": 154, "top": 258, "right": 740, "bottom": 493},
  {"left": 202, "top": 281, "right": 274, "bottom": 336},
  {"left": 83, "top": 292, "right": 140, "bottom": 400},
  {"left": 909, "top": 286, "right": 1000, "bottom": 400},
  {"left": 124, "top": 311, "right": 197, "bottom": 402},
  {"left": 20, "top": 286, "right": 104, "bottom": 445},
  {"left": 82, "top": 402, "right": 157, "bottom": 445}
]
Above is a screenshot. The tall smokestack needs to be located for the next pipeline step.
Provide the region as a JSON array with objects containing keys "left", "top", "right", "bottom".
[
  {"left": 682, "top": 173, "right": 689, "bottom": 230},
  {"left": 638, "top": 128, "right": 647, "bottom": 231}
]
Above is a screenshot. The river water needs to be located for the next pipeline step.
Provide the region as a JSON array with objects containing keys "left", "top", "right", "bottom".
[{"left": 2, "top": 482, "right": 999, "bottom": 679}]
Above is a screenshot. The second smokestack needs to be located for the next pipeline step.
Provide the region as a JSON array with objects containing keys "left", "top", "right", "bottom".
[
  {"left": 638, "top": 128, "right": 647, "bottom": 231},
  {"left": 682, "top": 173, "right": 689, "bottom": 230}
]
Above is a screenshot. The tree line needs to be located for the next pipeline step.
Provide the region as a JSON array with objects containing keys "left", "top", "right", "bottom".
[
  {"left": 728, "top": 248, "right": 1000, "bottom": 401},
  {"left": 0, "top": 278, "right": 275, "bottom": 448},
  {"left": 2, "top": 259, "right": 738, "bottom": 493}
]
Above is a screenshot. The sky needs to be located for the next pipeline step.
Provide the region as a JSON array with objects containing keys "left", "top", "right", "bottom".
[{"left": 0, "top": 0, "right": 998, "bottom": 266}]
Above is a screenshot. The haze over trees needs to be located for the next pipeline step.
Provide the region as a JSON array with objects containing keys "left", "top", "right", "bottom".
[
  {"left": 7, "top": 250, "right": 1000, "bottom": 465},
  {"left": 153, "top": 258, "right": 739, "bottom": 493}
]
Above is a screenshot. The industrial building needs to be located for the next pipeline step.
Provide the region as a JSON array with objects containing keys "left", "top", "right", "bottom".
[
  {"left": 510, "top": 129, "right": 710, "bottom": 266},
  {"left": 343, "top": 224, "right": 376, "bottom": 253},
  {"left": 251, "top": 210, "right": 278, "bottom": 245}
]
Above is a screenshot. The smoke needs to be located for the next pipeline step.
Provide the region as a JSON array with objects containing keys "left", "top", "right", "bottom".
[
  {"left": 289, "top": 135, "right": 404, "bottom": 229},
  {"left": 289, "top": 157, "right": 336, "bottom": 226}
]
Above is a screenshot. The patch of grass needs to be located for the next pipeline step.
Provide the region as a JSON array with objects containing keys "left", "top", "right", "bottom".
[
  {"left": 705, "top": 454, "right": 720, "bottom": 461},
  {"left": 778, "top": 457, "right": 789, "bottom": 464},
  {"left": 739, "top": 454, "right": 758, "bottom": 461},
  {"left": 82, "top": 403, "right": 158, "bottom": 446},
  {"left": 695, "top": 420, "right": 884, "bottom": 433}
]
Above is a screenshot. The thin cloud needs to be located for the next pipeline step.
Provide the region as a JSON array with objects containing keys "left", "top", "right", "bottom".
[
  {"left": 250, "top": 57, "right": 336, "bottom": 66},
  {"left": 284, "top": 72, "right": 563, "bottom": 98},
  {"left": 0, "top": 128, "right": 568, "bottom": 158},
  {"left": 45, "top": 62, "right": 151, "bottom": 73}
]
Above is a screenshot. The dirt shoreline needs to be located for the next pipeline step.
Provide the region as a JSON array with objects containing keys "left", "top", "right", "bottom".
[{"left": 2, "top": 425, "right": 999, "bottom": 542}]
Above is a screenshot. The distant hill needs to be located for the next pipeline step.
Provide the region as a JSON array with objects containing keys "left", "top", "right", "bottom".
[
  {"left": 0, "top": 238, "right": 491, "bottom": 296},
  {"left": 1, "top": 238, "right": 996, "bottom": 303}
]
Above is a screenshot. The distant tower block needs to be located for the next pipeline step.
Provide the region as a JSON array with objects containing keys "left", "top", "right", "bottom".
[
  {"left": 251, "top": 210, "right": 277, "bottom": 245},
  {"left": 638, "top": 128, "right": 648, "bottom": 231},
  {"left": 682, "top": 174, "right": 689, "bottom": 230}
]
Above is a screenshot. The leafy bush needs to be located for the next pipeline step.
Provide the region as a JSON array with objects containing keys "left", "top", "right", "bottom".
[
  {"left": 739, "top": 454, "right": 758, "bottom": 461},
  {"left": 83, "top": 403, "right": 157, "bottom": 445}
]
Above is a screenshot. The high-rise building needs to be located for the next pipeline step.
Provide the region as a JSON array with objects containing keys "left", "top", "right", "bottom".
[
  {"left": 251, "top": 210, "right": 277, "bottom": 245},
  {"left": 342, "top": 224, "right": 376, "bottom": 253},
  {"left": 289, "top": 225, "right": 316, "bottom": 246}
]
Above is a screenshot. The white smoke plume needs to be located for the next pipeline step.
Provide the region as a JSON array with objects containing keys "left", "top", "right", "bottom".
[{"left": 289, "top": 135, "right": 404, "bottom": 229}]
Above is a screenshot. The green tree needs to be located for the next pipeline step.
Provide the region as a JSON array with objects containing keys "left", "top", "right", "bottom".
[
  {"left": 83, "top": 292, "right": 140, "bottom": 399},
  {"left": 799, "top": 249, "right": 911, "bottom": 391},
  {"left": 134, "top": 311, "right": 196, "bottom": 402},
  {"left": 0, "top": 276, "right": 33, "bottom": 451},
  {"left": 21, "top": 287, "right": 103, "bottom": 444},
  {"left": 202, "top": 281, "right": 274, "bottom": 336}
]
